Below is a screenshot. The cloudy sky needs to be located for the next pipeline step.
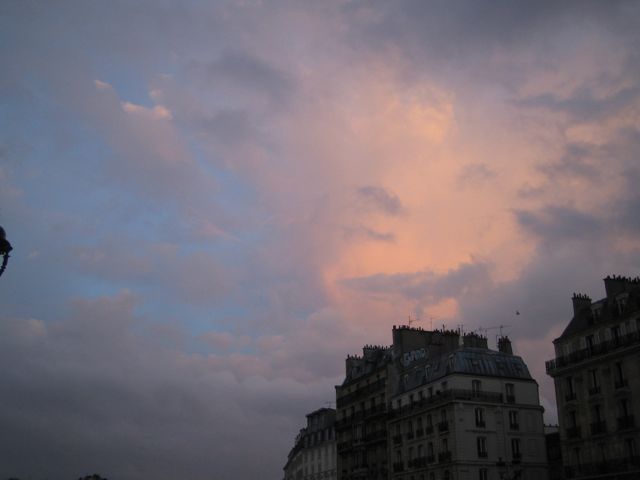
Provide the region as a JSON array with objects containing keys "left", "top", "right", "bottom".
[{"left": 2, "top": 1, "right": 640, "bottom": 478}]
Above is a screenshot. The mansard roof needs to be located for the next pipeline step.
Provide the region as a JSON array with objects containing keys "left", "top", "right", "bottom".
[{"left": 400, "top": 347, "right": 533, "bottom": 393}]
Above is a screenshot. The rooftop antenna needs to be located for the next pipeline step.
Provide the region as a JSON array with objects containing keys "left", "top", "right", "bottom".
[{"left": 408, "top": 313, "right": 423, "bottom": 328}]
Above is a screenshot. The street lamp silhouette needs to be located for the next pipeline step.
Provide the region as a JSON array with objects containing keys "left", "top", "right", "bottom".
[{"left": 0, "top": 225, "right": 12, "bottom": 278}]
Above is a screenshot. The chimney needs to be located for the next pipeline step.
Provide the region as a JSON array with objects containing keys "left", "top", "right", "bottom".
[
  {"left": 571, "top": 293, "right": 592, "bottom": 317},
  {"left": 497, "top": 336, "right": 513, "bottom": 355},
  {"left": 604, "top": 275, "right": 632, "bottom": 299}
]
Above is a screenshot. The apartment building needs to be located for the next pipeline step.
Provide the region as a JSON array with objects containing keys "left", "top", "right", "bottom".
[
  {"left": 284, "top": 408, "right": 337, "bottom": 480},
  {"left": 546, "top": 275, "right": 640, "bottom": 479},
  {"left": 388, "top": 326, "right": 548, "bottom": 480},
  {"left": 335, "top": 345, "right": 393, "bottom": 480}
]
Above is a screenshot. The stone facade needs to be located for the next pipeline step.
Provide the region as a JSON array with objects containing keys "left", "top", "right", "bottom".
[
  {"left": 335, "top": 345, "right": 392, "bottom": 480},
  {"left": 335, "top": 326, "right": 548, "bottom": 480},
  {"left": 388, "top": 326, "right": 548, "bottom": 480},
  {"left": 546, "top": 276, "right": 640, "bottom": 480},
  {"left": 284, "top": 408, "right": 337, "bottom": 480}
]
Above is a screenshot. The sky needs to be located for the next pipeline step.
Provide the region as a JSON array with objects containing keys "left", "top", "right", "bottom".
[{"left": 1, "top": 1, "right": 640, "bottom": 478}]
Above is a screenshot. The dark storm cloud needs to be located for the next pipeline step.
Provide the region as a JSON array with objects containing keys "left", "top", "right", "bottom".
[{"left": 342, "top": 261, "right": 490, "bottom": 303}]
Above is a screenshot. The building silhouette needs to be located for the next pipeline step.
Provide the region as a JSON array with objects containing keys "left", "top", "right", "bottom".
[
  {"left": 335, "top": 344, "right": 392, "bottom": 480},
  {"left": 546, "top": 276, "right": 640, "bottom": 479},
  {"left": 284, "top": 407, "right": 337, "bottom": 480}
]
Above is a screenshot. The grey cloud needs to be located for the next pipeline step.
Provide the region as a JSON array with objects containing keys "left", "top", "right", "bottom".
[
  {"left": 343, "top": 225, "right": 396, "bottom": 243},
  {"left": 457, "top": 163, "right": 496, "bottom": 185},
  {"left": 195, "top": 50, "right": 294, "bottom": 107},
  {"left": 357, "top": 185, "right": 404, "bottom": 215},
  {"left": 342, "top": 261, "right": 491, "bottom": 303},
  {"left": 514, "top": 85, "right": 640, "bottom": 121},
  {"left": 515, "top": 205, "right": 605, "bottom": 243},
  {"left": 538, "top": 143, "right": 601, "bottom": 181},
  {"left": 345, "top": 0, "right": 635, "bottom": 66},
  {"left": 0, "top": 294, "right": 334, "bottom": 480}
]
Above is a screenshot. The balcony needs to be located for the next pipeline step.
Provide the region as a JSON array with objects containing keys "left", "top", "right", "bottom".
[
  {"left": 406, "top": 431, "right": 414, "bottom": 440},
  {"left": 438, "top": 421, "right": 449, "bottom": 433},
  {"left": 337, "top": 378, "right": 386, "bottom": 408},
  {"left": 509, "top": 423, "right": 520, "bottom": 431},
  {"left": 476, "top": 420, "right": 486, "bottom": 428},
  {"left": 365, "top": 430, "right": 386, "bottom": 443},
  {"left": 590, "top": 420, "right": 607, "bottom": 435},
  {"left": 389, "top": 389, "right": 505, "bottom": 419},
  {"left": 566, "top": 426, "right": 581, "bottom": 439},
  {"left": 546, "top": 331, "right": 640, "bottom": 375},
  {"left": 478, "top": 451, "right": 488, "bottom": 458},
  {"left": 392, "top": 462, "right": 404, "bottom": 473},
  {"left": 392, "top": 434, "right": 402, "bottom": 445},
  {"left": 408, "top": 457, "right": 427, "bottom": 469},
  {"left": 615, "top": 378, "right": 629, "bottom": 389},
  {"left": 617, "top": 415, "right": 635, "bottom": 430},
  {"left": 506, "top": 394, "right": 516, "bottom": 404},
  {"left": 415, "top": 428, "right": 424, "bottom": 438},
  {"left": 512, "top": 452, "right": 522, "bottom": 463},
  {"left": 588, "top": 386, "right": 601, "bottom": 396},
  {"left": 425, "top": 425, "right": 434, "bottom": 434},
  {"left": 438, "top": 451, "right": 452, "bottom": 463},
  {"left": 337, "top": 440, "right": 353, "bottom": 451},
  {"left": 564, "top": 456, "right": 640, "bottom": 478},
  {"left": 426, "top": 454, "right": 435, "bottom": 464}
]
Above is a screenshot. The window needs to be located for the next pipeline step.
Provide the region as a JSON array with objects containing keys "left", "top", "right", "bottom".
[
  {"left": 427, "top": 442, "right": 434, "bottom": 457},
  {"left": 612, "top": 325, "right": 621, "bottom": 344},
  {"left": 615, "top": 361, "right": 627, "bottom": 388},
  {"left": 626, "top": 438, "right": 637, "bottom": 457},
  {"left": 509, "top": 411, "right": 519, "bottom": 430},
  {"left": 442, "top": 438, "right": 449, "bottom": 452},
  {"left": 441, "top": 409, "right": 447, "bottom": 423},
  {"left": 477, "top": 437, "right": 487, "bottom": 457},
  {"left": 620, "top": 398, "right": 630, "bottom": 418},
  {"left": 511, "top": 438, "right": 521, "bottom": 459},
  {"left": 589, "top": 369, "right": 600, "bottom": 394},
  {"left": 418, "top": 444, "right": 424, "bottom": 457},
  {"left": 593, "top": 404, "right": 603, "bottom": 422},
  {"left": 472, "top": 379, "right": 482, "bottom": 396},
  {"left": 574, "top": 447, "right": 581, "bottom": 465},
  {"left": 479, "top": 468, "right": 488, "bottom": 480},
  {"left": 506, "top": 383, "right": 515, "bottom": 403},
  {"left": 408, "top": 446, "right": 414, "bottom": 461},
  {"left": 426, "top": 414, "right": 433, "bottom": 427},
  {"left": 565, "top": 376, "right": 575, "bottom": 399},
  {"left": 475, "top": 407, "right": 485, "bottom": 428}
]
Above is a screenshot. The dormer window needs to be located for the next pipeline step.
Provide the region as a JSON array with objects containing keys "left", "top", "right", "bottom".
[{"left": 616, "top": 294, "right": 628, "bottom": 315}]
